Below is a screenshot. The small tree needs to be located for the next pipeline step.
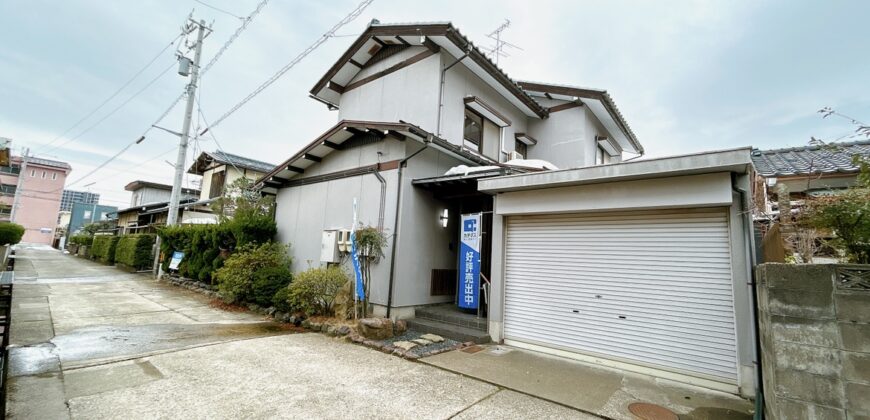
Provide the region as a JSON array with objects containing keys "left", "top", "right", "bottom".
[
  {"left": 211, "top": 177, "right": 274, "bottom": 221},
  {"left": 0, "top": 223, "right": 25, "bottom": 245},
  {"left": 805, "top": 188, "right": 870, "bottom": 263},
  {"left": 353, "top": 226, "right": 387, "bottom": 318}
]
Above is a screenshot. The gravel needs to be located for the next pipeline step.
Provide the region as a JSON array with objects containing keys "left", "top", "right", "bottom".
[{"left": 380, "top": 330, "right": 461, "bottom": 358}]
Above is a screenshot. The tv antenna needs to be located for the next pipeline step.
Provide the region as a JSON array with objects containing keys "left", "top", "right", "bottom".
[{"left": 483, "top": 19, "right": 523, "bottom": 65}]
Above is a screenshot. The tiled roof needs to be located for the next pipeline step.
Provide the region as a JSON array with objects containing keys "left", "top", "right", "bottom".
[
  {"left": 751, "top": 139, "right": 870, "bottom": 177},
  {"left": 198, "top": 151, "right": 277, "bottom": 174}
]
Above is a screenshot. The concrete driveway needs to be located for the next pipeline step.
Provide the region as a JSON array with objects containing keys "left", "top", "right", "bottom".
[{"left": 6, "top": 244, "right": 594, "bottom": 419}]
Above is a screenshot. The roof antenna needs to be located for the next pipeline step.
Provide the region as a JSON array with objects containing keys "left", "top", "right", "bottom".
[{"left": 483, "top": 19, "right": 523, "bottom": 66}]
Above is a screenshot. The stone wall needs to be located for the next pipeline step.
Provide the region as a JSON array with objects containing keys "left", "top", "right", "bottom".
[{"left": 756, "top": 264, "right": 870, "bottom": 419}]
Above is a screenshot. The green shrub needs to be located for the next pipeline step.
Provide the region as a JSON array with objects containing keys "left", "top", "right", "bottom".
[
  {"left": 90, "top": 235, "right": 120, "bottom": 264},
  {"left": 272, "top": 286, "right": 293, "bottom": 313},
  {"left": 805, "top": 188, "right": 870, "bottom": 263},
  {"left": 213, "top": 242, "right": 291, "bottom": 304},
  {"left": 114, "top": 234, "right": 155, "bottom": 270},
  {"left": 69, "top": 234, "right": 93, "bottom": 246},
  {"left": 251, "top": 265, "right": 293, "bottom": 308},
  {"left": 286, "top": 266, "right": 348, "bottom": 316},
  {"left": 0, "top": 223, "right": 24, "bottom": 245}
]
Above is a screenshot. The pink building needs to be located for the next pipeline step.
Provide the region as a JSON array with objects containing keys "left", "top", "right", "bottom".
[{"left": 0, "top": 156, "right": 71, "bottom": 245}]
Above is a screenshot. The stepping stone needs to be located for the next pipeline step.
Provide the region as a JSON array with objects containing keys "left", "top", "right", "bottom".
[
  {"left": 412, "top": 338, "right": 432, "bottom": 346},
  {"left": 393, "top": 341, "right": 417, "bottom": 351},
  {"left": 420, "top": 334, "right": 444, "bottom": 343}
]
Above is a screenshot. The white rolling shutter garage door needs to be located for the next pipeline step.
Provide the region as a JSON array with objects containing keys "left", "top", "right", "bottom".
[{"left": 503, "top": 208, "right": 738, "bottom": 384}]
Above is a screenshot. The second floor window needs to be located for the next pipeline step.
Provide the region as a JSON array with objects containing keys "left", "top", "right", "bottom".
[{"left": 463, "top": 109, "right": 483, "bottom": 152}]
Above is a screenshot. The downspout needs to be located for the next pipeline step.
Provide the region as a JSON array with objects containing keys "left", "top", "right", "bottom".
[
  {"left": 372, "top": 168, "right": 386, "bottom": 231},
  {"left": 436, "top": 50, "right": 470, "bottom": 137},
  {"left": 385, "top": 140, "right": 431, "bottom": 318},
  {"left": 732, "top": 173, "right": 764, "bottom": 420}
]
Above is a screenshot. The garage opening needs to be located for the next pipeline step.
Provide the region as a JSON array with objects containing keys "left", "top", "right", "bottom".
[{"left": 502, "top": 208, "right": 739, "bottom": 385}]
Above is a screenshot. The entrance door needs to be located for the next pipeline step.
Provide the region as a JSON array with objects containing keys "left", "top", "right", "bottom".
[{"left": 502, "top": 208, "right": 739, "bottom": 384}]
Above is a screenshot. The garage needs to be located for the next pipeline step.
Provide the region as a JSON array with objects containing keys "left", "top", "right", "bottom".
[
  {"left": 478, "top": 149, "right": 757, "bottom": 395},
  {"left": 502, "top": 208, "right": 739, "bottom": 384}
]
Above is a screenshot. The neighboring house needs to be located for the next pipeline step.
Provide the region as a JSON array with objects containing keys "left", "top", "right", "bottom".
[
  {"left": 258, "top": 21, "right": 757, "bottom": 397},
  {"left": 60, "top": 189, "right": 99, "bottom": 212},
  {"left": 67, "top": 202, "right": 117, "bottom": 235},
  {"left": 114, "top": 180, "right": 199, "bottom": 234},
  {"left": 184, "top": 150, "right": 277, "bottom": 219},
  {"left": 751, "top": 139, "right": 870, "bottom": 216},
  {"left": 0, "top": 151, "right": 71, "bottom": 244}
]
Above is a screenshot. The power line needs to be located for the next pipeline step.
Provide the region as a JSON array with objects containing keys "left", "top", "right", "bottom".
[
  {"left": 194, "top": 0, "right": 245, "bottom": 20},
  {"left": 54, "top": 2, "right": 271, "bottom": 192},
  {"left": 42, "top": 60, "right": 178, "bottom": 155},
  {"left": 34, "top": 33, "right": 183, "bottom": 153},
  {"left": 199, "top": 0, "right": 374, "bottom": 134}
]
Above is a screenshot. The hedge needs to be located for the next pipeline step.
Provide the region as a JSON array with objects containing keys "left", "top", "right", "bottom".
[
  {"left": 157, "top": 215, "right": 275, "bottom": 283},
  {"left": 0, "top": 223, "right": 24, "bottom": 245},
  {"left": 115, "top": 234, "right": 156, "bottom": 270},
  {"left": 91, "top": 235, "right": 120, "bottom": 264},
  {"left": 69, "top": 234, "right": 93, "bottom": 246}
]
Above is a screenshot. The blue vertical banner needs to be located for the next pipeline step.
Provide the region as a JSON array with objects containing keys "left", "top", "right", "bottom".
[
  {"left": 350, "top": 198, "right": 365, "bottom": 301},
  {"left": 458, "top": 213, "right": 481, "bottom": 309}
]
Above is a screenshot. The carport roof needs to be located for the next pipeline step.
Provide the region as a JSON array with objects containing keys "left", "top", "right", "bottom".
[{"left": 478, "top": 147, "right": 753, "bottom": 193}]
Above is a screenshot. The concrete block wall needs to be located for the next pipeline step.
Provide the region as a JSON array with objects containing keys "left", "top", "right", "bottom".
[{"left": 757, "top": 263, "right": 870, "bottom": 420}]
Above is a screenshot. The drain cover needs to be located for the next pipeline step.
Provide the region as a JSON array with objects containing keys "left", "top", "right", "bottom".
[
  {"left": 461, "top": 345, "right": 484, "bottom": 354},
  {"left": 628, "top": 402, "right": 678, "bottom": 420}
]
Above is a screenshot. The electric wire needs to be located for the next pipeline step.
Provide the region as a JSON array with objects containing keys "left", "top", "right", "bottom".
[
  {"left": 53, "top": 1, "right": 270, "bottom": 192},
  {"left": 194, "top": 0, "right": 244, "bottom": 20},
  {"left": 34, "top": 33, "right": 183, "bottom": 153},
  {"left": 198, "top": 0, "right": 374, "bottom": 135}
]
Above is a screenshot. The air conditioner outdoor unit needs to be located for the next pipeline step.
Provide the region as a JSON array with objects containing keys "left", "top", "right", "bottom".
[{"left": 508, "top": 150, "right": 524, "bottom": 160}]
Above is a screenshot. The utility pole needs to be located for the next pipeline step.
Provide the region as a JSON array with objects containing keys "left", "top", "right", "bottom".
[
  {"left": 10, "top": 147, "right": 28, "bottom": 223},
  {"left": 167, "top": 19, "right": 207, "bottom": 227}
]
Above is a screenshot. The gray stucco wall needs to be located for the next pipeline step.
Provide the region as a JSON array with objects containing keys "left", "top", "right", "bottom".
[
  {"left": 337, "top": 46, "right": 440, "bottom": 131},
  {"left": 390, "top": 145, "right": 464, "bottom": 309},
  {"left": 756, "top": 264, "right": 870, "bottom": 419}
]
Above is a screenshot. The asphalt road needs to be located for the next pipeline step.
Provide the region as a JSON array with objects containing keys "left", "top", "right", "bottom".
[{"left": 5, "top": 244, "right": 594, "bottom": 419}]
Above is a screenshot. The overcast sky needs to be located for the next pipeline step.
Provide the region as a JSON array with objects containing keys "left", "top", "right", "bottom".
[{"left": 2, "top": 0, "right": 868, "bottom": 206}]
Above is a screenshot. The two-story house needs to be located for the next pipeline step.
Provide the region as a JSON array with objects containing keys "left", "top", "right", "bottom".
[
  {"left": 185, "top": 150, "right": 277, "bottom": 216},
  {"left": 114, "top": 180, "right": 199, "bottom": 233},
  {"left": 257, "top": 22, "right": 757, "bottom": 397}
]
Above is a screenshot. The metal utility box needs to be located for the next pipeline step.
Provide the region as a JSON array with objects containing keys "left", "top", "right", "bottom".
[{"left": 321, "top": 230, "right": 340, "bottom": 263}]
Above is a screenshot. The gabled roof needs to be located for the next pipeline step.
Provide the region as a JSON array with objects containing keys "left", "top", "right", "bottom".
[
  {"left": 187, "top": 150, "right": 277, "bottom": 175},
  {"left": 256, "top": 120, "right": 498, "bottom": 190},
  {"left": 310, "top": 21, "right": 548, "bottom": 119},
  {"left": 751, "top": 139, "right": 870, "bottom": 177},
  {"left": 517, "top": 81, "right": 643, "bottom": 155}
]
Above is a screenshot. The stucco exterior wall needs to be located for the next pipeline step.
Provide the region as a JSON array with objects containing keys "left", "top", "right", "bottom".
[
  {"left": 17, "top": 163, "right": 68, "bottom": 244},
  {"left": 756, "top": 264, "right": 870, "bottom": 419},
  {"left": 390, "top": 145, "right": 464, "bottom": 309},
  {"left": 440, "top": 53, "right": 529, "bottom": 161},
  {"left": 337, "top": 46, "right": 440, "bottom": 130}
]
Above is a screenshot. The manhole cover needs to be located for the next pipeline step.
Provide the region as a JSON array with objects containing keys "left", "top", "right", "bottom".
[{"left": 628, "top": 402, "right": 678, "bottom": 420}]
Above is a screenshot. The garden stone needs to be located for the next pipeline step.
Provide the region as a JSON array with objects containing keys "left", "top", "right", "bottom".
[
  {"left": 412, "top": 338, "right": 432, "bottom": 346},
  {"left": 336, "top": 325, "right": 351, "bottom": 336},
  {"left": 266, "top": 307, "right": 276, "bottom": 316},
  {"left": 420, "top": 334, "right": 444, "bottom": 343},
  {"left": 393, "top": 319, "right": 407, "bottom": 335},
  {"left": 393, "top": 341, "right": 417, "bottom": 351},
  {"left": 332, "top": 281, "right": 353, "bottom": 321},
  {"left": 273, "top": 311, "right": 286, "bottom": 321},
  {"left": 358, "top": 318, "right": 393, "bottom": 340}
]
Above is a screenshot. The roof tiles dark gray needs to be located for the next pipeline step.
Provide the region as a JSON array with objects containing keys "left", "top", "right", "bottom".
[
  {"left": 751, "top": 139, "right": 870, "bottom": 177},
  {"left": 207, "top": 151, "right": 276, "bottom": 173}
]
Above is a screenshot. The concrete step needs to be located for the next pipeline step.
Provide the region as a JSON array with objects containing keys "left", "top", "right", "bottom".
[
  {"left": 406, "top": 317, "right": 491, "bottom": 344},
  {"left": 415, "top": 305, "right": 488, "bottom": 331}
]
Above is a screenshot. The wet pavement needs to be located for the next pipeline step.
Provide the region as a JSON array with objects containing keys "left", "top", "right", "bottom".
[{"left": 6, "top": 244, "right": 600, "bottom": 419}]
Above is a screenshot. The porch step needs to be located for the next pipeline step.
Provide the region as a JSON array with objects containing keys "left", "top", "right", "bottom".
[
  {"left": 405, "top": 317, "right": 491, "bottom": 344},
  {"left": 415, "top": 305, "right": 488, "bottom": 331}
]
